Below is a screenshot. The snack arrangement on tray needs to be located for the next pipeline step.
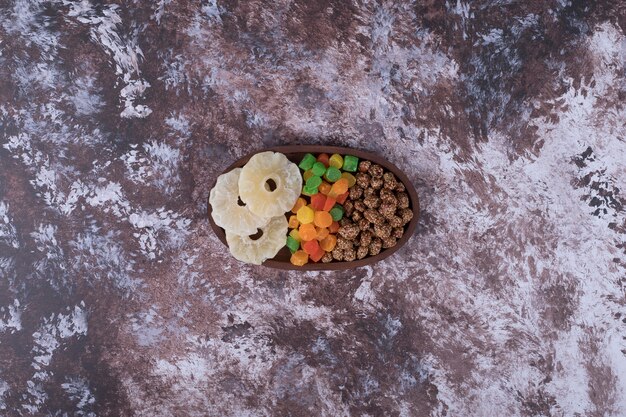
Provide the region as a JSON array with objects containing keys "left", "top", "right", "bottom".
[{"left": 209, "top": 150, "right": 412, "bottom": 266}]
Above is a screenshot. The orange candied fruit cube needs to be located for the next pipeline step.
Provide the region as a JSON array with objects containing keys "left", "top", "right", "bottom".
[
  {"left": 329, "top": 178, "right": 349, "bottom": 197},
  {"left": 328, "top": 221, "right": 340, "bottom": 233},
  {"left": 310, "top": 246, "right": 325, "bottom": 262},
  {"left": 317, "top": 153, "right": 330, "bottom": 167},
  {"left": 320, "top": 235, "right": 337, "bottom": 252},
  {"left": 291, "top": 197, "right": 307, "bottom": 214},
  {"left": 322, "top": 196, "right": 336, "bottom": 212},
  {"left": 299, "top": 223, "right": 317, "bottom": 241},
  {"left": 288, "top": 215, "right": 299, "bottom": 229},
  {"left": 336, "top": 191, "right": 349, "bottom": 205},
  {"left": 315, "top": 227, "right": 329, "bottom": 241},
  {"left": 313, "top": 211, "right": 333, "bottom": 228},
  {"left": 319, "top": 181, "right": 331, "bottom": 195},
  {"left": 310, "top": 193, "right": 326, "bottom": 211},
  {"left": 302, "top": 239, "right": 320, "bottom": 255},
  {"left": 290, "top": 250, "right": 309, "bottom": 266}
]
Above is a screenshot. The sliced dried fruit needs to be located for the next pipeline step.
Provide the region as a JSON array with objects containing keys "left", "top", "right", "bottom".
[
  {"left": 226, "top": 216, "right": 288, "bottom": 265},
  {"left": 209, "top": 168, "right": 270, "bottom": 235},
  {"left": 239, "top": 151, "right": 302, "bottom": 218}
]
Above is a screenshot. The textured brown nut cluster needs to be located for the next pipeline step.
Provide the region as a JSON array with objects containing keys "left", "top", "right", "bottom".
[{"left": 336, "top": 162, "right": 412, "bottom": 260}]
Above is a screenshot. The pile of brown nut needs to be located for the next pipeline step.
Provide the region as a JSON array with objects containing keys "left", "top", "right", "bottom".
[{"left": 325, "top": 160, "right": 412, "bottom": 262}]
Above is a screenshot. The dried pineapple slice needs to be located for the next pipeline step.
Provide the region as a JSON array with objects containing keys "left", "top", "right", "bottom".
[
  {"left": 226, "top": 215, "right": 288, "bottom": 265},
  {"left": 238, "top": 152, "right": 302, "bottom": 218},
  {"left": 209, "top": 168, "right": 270, "bottom": 235}
]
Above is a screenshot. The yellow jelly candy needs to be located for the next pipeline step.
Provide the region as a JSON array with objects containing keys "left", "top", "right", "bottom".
[
  {"left": 296, "top": 205, "right": 315, "bottom": 224},
  {"left": 329, "top": 154, "right": 343, "bottom": 169},
  {"left": 289, "top": 228, "right": 301, "bottom": 242},
  {"left": 340, "top": 172, "right": 356, "bottom": 187}
]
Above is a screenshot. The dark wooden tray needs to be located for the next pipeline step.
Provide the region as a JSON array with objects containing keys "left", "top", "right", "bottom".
[{"left": 208, "top": 146, "right": 419, "bottom": 270}]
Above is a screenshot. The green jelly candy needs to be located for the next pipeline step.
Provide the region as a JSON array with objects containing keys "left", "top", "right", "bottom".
[
  {"left": 342, "top": 155, "right": 359, "bottom": 172},
  {"left": 324, "top": 166, "right": 341, "bottom": 182},
  {"left": 329, "top": 205, "right": 344, "bottom": 221},
  {"left": 306, "top": 175, "right": 322, "bottom": 189},
  {"left": 302, "top": 185, "right": 318, "bottom": 196},
  {"left": 286, "top": 236, "right": 300, "bottom": 253},
  {"left": 311, "top": 162, "right": 326, "bottom": 176},
  {"left": 299, "top": 153, "right": 316, "bottom": 171}
]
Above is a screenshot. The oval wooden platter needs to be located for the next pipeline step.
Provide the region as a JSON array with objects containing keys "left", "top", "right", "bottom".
[{"left": 208, "top": 145, "right": 419, "bottom": 270}]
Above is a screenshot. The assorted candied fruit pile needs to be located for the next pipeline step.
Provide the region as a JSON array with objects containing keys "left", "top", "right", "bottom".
[{"left": 287, "top": 153, "right": 359, "bottom": 266}]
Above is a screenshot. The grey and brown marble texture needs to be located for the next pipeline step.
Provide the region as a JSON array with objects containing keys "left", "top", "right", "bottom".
[{"left": 1, "top": 1, "right": 625, "bottom": 416}]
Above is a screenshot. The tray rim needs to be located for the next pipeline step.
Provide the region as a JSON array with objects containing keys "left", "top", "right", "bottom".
[{"left": 207, "top": 145, "right": 420, "bottom": 270}]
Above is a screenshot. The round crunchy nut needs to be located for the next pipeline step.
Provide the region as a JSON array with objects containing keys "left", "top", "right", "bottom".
[
  {"left": 379, "top": 202, "right": 396, "bottom": 219},
  {"left": 374, "top": 223, "right": 392, "bottom": 239},
  {"left": 369, "top": 164, "right": 384, "bottom": 178},
  {"left": 370, "top": 177, "right": 383, "bottom": 190},
  {"left": 349, "top": 185, "right": 363, "bottom": 200},
  {"left": 358, "top": 218, "right": 371, "bottom": 231},
  {"left": 388, "top": 215, "right": 403, "bottom": 228},
  {"left": 343, "top": 201, "right": 354, "bottom": 216},
  {"left": 396, "top": 192, "right": 409, "bottom": 209},
  {"left": 344, "top": 247, "right": 356, "bottom": 262},
  {"left": 357, "top": 245, "right": 368, "bottom": 259},
  {"left": 336, "top": 237, "right": 353, "bottom": 250},
  {"left": 360, "top": 230, "right": 373, "bottom": 247},
  {"left": 369, "top": 238, "right": 382, "bottom": 256},
  {"left": 393, "top": 227, "right": 404, "bottom": 239},
  {"left": 399, "top": 208, "right": 413, "bottom": 225},
  {"left": 380, "top": 188, "right": 397, "bottom": 205},
  {"left": 321, "top": 252, "right": 333, "bottom": 263},
  {"left": 364, "top": 209, "right": 384, "bottom": 225},
  {"left": 395, "top": 182, "right": 406, "bottom": 193},
  {"left": 338, "top": 224, "right": 360, "bottom": 240},
  {"left": 363, "top": 195, "right": 380, "bottom": 209},
  {"left": 354, "top": 201, "right": 366, "bottom": 212},
  {"left": 331, "top": 248, "right": 344, "bottom": 261},
  {"left": 382, "top": 236, "right": 397, "bottom": 249},
  {"left": 383, "top": 172, "right": 398, "bottom": 190},
  {"left": 358, "top": 160, "right": 372, "bottom": 173},
  {"left": 356, "top": 173, "right": 371, "bottom": 188},
  {"left": 351, "top": 210, "right": 363, "bottom": 222},
  {"left": 364, "top": 187, "right": 377, "bottom": 198}
]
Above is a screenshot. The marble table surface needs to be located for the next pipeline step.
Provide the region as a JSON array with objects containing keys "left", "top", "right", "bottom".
[{"left": 1, "top": 1, "right": 625, "bottom": 416}]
